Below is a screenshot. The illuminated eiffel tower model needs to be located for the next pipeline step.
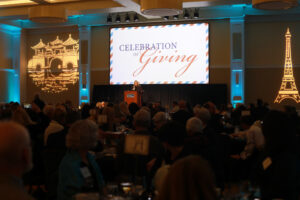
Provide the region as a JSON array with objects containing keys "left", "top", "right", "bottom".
[{"left": 274, "top": 28, "right": 300, "bottom": 103}]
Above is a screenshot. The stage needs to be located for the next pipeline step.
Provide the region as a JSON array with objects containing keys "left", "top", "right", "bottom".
[{"left": 92, "top": 84, "right": 227, "bottom": 107}]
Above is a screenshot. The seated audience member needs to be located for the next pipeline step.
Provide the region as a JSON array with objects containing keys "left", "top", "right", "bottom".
[
  {"left": 128, "top": 103, "right": 139, "bottom": 116},
  {"left": 186, "top": 117, "right": 203, "bottom": 137},
  {"left": 88, "top": 108, "right": 98, "bottom": 123},
  {"left": 172, "top": 100, "right": 193, "bottom": 126},
  {"left": 12, "top": 106, "right": 37, "bottom": 137},
  {"left": 120, "top": 109, "right": 164, "bottom": 178},
  {"left": 12, "top": 106, "right": 36, "bottom": 125},
  {"left": 184, "top": 117, "right": 208, "bottom": 154},
  {"left": 0, "top": 122, "right": 34, "bottom": 200},
  {"left": 44, "top": 106, "right": 67, "bottom": 146},
  {"left": 204, "top": 101, "right": 225, "bottom": 133},
  {"left": 43, "top": 105, "right": 55, "bottom": 122},
  {"left": 119, "top": 102, "right": 132, "bottom": 127},
  {"left": 257, "top": 110, "right": 299, "bottom": 200},
  {"left": 156, "top": 155, "right": 217, "bottom": 200},
  {"left": 101, "top": 105, "right": 115, "bottom": 131},
  {"left": 152, "top": 112, "right": 168, "bottom": 133},
  {"left": 47, "top": 110, "right": 81, "bottom": 149},
  {"left": 44, "top": 111, "right": 81, "bottom": 200},
  {"left": 159, "top": 121, "right": 189, "bottom": 164},
  {"left": 232, "top": 117, "right": 264, "bottom": 160},
  {"left": 194, "top": 107, "right": 217, "bottom": 144},
  {"left": 171, "top": 101, "right": 179, "bottom": 113},
  {"left": 132, "top": 109, "right": 164, "bottom": 156},
  {"left": 185, "top": 117, "right": 224, "bottom": 188},
  {"left": 57, "top": 119, "right": 105, "bottom": 200}
]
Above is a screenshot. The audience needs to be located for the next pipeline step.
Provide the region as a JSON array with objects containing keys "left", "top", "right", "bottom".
[{"left": 0, "top": 97, "right": 299, "bottom": 200}]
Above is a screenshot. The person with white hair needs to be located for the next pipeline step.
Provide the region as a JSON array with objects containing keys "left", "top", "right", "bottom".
[
  {"left": 194, "top": 107, "right": 211, "bottom": 127},
  {"left": 0, "top": 121, "right": 34, "bottom": 200},
  {"left": 57, "top": 119, "right": 104, "bottom": 200},
  {"left": 133, "top": 109, "right": 151, "bottom": 131},
  {"left": 186, "top": 117, "right": 203, "bottom": 137},
  {"left": 152, "top": 112, "right": 168, "bottom": 132}
]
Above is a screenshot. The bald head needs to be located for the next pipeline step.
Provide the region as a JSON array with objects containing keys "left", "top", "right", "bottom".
[{"left": 0, "top": 122, "right": 32, "bottom": 176}]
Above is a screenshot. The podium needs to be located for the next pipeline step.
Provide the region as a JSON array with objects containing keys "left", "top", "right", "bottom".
[{"left": 124, "top": 90, "right": 141, "bottom": 106}]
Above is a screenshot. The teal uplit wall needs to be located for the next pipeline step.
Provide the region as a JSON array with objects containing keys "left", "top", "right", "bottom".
[{"left": 0, "top": 25, "right": 21, "bottom": 103}]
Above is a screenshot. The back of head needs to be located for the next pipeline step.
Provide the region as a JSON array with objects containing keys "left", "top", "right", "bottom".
[
  {"left": 194, "top": 107, "right": 211, "bottom": 125},
  {"left": 0, "top": 121, "right": 32, "bottom": 175},
  {"left": 178, "top": 100, "right": 187, "bottom": 110},
  {"left": 157, "top": 155, "right": 217, "bottom": 200},
  {"left": 43, "top": 105, "right": 55, "bottom": 119},
  {"left": 159, "top": 121, "right": 186, "bottom": 147},
  {"left": 128, "top": 103, "right": 139, "bottom": 115},
  {"left": 119, "top": 102, "right": 130, "bottom": 116},
  {"left": 153, "top": 112, "right": 168, "bottom": 124},
  {"left": 204, "top": 101, "right": 217, "bottom": 115},
  {"left": 12, "top": 107, "right": 34, "bottom": 126},
  {"left": 33, "top": 94, "right": 45, "bottom": 110},
  {"left": 54, "top": 106, "right": 67, "bottom": 125},
  {"left": 186, "top": 117, "right": 203, "bottom": 136},
  {"left": 66, "top": 119, "right": 98, "bottom": 150},
  {"left": 133, "top": 109, "right": 151, "bottom": 129}
]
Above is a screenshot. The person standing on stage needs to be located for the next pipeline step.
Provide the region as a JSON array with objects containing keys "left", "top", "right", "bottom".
[
  {"left": 132, "top": 80, "right": 144, "bottom": 106},
  {"left": 132, "top": 80, "right": 144, "bottom": 94}
]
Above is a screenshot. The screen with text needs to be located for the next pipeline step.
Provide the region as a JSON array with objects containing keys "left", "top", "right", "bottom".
[{"left": 110, "top": 23, "right": 209, "bottom": 85}]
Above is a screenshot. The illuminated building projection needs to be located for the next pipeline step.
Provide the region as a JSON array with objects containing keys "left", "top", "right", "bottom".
[
  {"left": 274, "top": 28, "right": 300, "bottom": 103},
  {"left": 27, "top": 34, "right": 79, "bottom": 93}
]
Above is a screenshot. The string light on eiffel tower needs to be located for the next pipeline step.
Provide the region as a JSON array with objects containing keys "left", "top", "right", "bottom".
[{"left": 274, "top": 28, "right": 300, "bottom": 104}]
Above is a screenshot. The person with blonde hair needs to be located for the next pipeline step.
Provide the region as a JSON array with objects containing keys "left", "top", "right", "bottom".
[
  {"left": 156, "top": 155, "right": 217, "bottom": 200},
  {"left": 57, "top": 119, "right": 104, "bottom": 200}
]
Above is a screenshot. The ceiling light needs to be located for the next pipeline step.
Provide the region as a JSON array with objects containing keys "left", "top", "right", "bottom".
[
  {"left": 125, "top": 14, "right": 130, "bottom": 22},
  {"left": 252, "top": 0, "right": 298, "bottom": 9},
  {"left": 115, "top": 15, "right": 121, "bottom": 23},
  {"left": 28, "top": 5, "right": 67, "bottom": 23},
  {"left": 134, "top": 14, "right": 139, "bottom": 22},
  {"left": 141, "top": 0, "right": 183, "bottom": 16},
  {"left": 193, "top": 9, "right": 199, "bottom": 18},
  {"left": 183, "top": 10, "right": 189, "bottom": 19},
  {"left": 107, "top": 14, "right": 112, "bottom": 23}
]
